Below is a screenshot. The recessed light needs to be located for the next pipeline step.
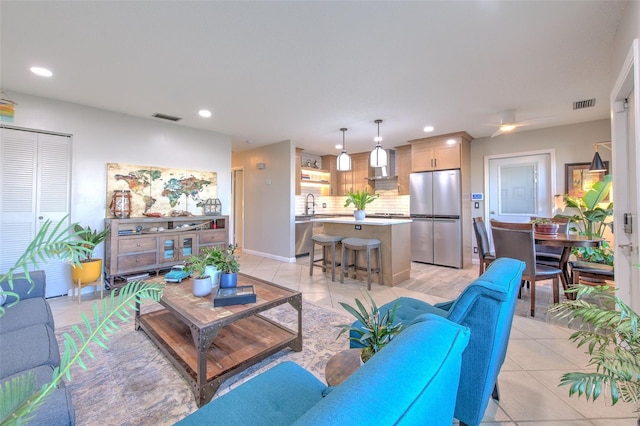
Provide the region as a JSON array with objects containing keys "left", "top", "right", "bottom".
[
  {"left": 30, "top": 67, "right": 53, "bottom": 77},
  {"left": 423, "top": 125, "right": 434, "bottom": 132},
  {"left": 198, "top": 109, "right": 212, "bottom": 118}
]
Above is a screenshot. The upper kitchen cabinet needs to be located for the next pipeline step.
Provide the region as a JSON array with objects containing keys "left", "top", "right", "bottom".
[
  {"left": 409, "top": 132, "right": 472, "bottom": 172},
  {"left": 320, "top": 154, "right": 338, "bottom": 195},
  {"left": 395, "top": 144, "right": 412, "bottom": 195},
  {"left": 337, "top": 152, "right": 372, "bottom": 195},
  {"left": 295, "top": 148, "right": 303, "bottom": 195}
]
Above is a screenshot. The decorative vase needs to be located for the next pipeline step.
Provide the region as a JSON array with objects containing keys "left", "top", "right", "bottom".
[
  {"left": 71, "top": 259, "right": 103, "bottom": 284},
  {"left": 205, "top": 265, "right": 221, "bottom": 288},
  {"left": 220, "top": 272, "right": 238, "bottom": 288},
  {"left": 354, "top": 210, "right": 366, "bottom": 221},
  {"left": 192, "top": 276, "right": 212, "bottom": 297}
]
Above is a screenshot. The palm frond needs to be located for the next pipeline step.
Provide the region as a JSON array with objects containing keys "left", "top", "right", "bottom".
[{"left": 2, "top": 280, "right": 164, "bottom": 425}]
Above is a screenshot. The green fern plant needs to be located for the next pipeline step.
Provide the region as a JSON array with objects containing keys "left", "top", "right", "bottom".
[
  {"left": 0, "top": 280, "right": 164, "bottom": 425},
  {"left": 0, "top": 218, "right": 91, "bottom": 317},
  {"left": 549, "top": 285, "right": 640, "bottom": 418}
]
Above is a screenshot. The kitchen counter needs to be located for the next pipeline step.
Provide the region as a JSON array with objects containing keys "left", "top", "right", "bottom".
[
  {"left": 311, "top": 216, "right": 411, "bottom": 226},
  {"left": 311, "top": 216, "right": 411, "bottom": 286}
]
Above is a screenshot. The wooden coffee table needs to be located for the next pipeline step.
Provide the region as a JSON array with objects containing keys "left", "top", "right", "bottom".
[
  {"left": 325, "top": 348, "right": 362, "bottom": 386},
  {"left": 135, "top": 273, "right": 302, "bottom": 407}
]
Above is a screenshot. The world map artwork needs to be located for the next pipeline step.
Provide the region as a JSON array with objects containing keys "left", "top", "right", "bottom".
[{"left": 106, "top": 163, "right": 218, "bottom": 218}]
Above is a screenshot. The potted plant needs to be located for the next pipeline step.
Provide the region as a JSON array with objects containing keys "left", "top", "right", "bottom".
[
  {"left": 201, "top": 246, "right": 223, "bottom": 288},
  {"left": 0, "top": 218, "right": 165, "bottom": 424},
  {"left": 185, "top": 251, "right": 213, "bottom": 296},
  {"left": 549, "top": 284, "right": 640, "bottom": 422},
  {"left": 212, "top": 244, "right": 240, "bottom": 288},
  {"left": 70, "top": 224, "right": 110, "bottom": 284},
  {"left": 344, "top": 189, "right": 379, "bottom": 220},
  {"left": 336, "top": 292, "right": 404, "bottom": 363},
  {"left": 556, "top": 174, "right": 614, "bottom": 267},
  {"left": 530, "top": 217, "right": 559, "bottom": 235}
]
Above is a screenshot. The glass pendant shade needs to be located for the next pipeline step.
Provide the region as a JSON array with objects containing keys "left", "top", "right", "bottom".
[
  {"left": 337, "top": 151, "right": 352, "bottom": 171},
  {"left": 370, "top": 119, "right": 387, "bottom": 167},
  {"left": 370, "top": 144, "right": 387, "bottom": 167},
  {"left": 336, "top": 127, "right": 351, "bottom": 171}
]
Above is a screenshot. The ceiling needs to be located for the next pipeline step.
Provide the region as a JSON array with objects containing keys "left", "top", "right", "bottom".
[{"left": 0, "top": 1, "right": 626, "bottom": 155}]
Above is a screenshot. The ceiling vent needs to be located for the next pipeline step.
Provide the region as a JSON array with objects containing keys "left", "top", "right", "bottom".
[
  {"left": 152, "top": 112, "right": 182, "bottom": 122},
  {"left": 573, "top": 99, "right": 596, "bottom": 110}
]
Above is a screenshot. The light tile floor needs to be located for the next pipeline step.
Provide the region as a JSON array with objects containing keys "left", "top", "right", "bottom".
[{"left": 49, "top": 252, "right": 638, "bottom": 425}]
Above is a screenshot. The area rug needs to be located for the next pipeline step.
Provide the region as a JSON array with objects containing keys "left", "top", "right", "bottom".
[{"left": 55, "top": 301, "right": 352, "bottom": 426}]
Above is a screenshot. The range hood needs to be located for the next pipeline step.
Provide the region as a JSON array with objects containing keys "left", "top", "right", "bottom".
[{"left": 367, "top": 148, "right": 397, "bottom": 181}]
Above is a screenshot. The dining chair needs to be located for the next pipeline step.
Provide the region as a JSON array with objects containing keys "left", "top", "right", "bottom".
[
  {"left": 531, "top": 216, "right": 570, "bottom": 291},
  {"left": 472, "top": 217, "right": 496, "bottom": 276},
  {"left": 490, "top": 220, "right": 563, "bottom": 317}
]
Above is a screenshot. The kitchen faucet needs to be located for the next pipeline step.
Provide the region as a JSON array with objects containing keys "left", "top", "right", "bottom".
[{"left": 305, "top": 193, "right": 316, "bottom": 216}]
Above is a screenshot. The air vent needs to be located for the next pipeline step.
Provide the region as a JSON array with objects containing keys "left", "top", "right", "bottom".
[
  {"left": 573, "top": 99, "right": 596, "bottom": 110},
  {"left": 152, "top": 112, "right": 182, "bottom": 122}
]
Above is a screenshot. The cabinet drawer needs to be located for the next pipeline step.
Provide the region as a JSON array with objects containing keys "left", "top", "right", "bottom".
[
  {"left": 118, "top": 252, "right": 157, "bottom": 271},
  {"left": 199, "top": 231, "right": 226, "bottom": 245},
  {"left": 119, "top": 237, "right": 157, "bottom": 253}
]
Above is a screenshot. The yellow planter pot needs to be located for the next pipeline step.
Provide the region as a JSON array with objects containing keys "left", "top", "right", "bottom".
[{"left": 71, "top": 259, "right": 103, "bottom": 284}]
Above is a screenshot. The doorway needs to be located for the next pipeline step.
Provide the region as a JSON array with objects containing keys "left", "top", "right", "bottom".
[
  {"left": 231, "top": 168, "right": 244, "bottom": 248},
  {"left": 485, "top": 151, "right": 554, "bottom": 248},
  {"left": 611, "top": 38, "right": 639, "bottom": 311}
]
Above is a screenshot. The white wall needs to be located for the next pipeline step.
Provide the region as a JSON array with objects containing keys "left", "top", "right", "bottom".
[
  {"left": 232, "top": 140, "right": 295, "bottom": 261},
  {"left": 469, "top": 119, "right": 612, "bottom": 261},
  {"left": 4, "top": 90, "right": 233, "bottom": 257}
]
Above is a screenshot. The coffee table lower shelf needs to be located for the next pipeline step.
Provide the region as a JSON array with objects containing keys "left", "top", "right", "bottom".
[{"left": 138, "top": 309, "right": 299, "bottom": 406}]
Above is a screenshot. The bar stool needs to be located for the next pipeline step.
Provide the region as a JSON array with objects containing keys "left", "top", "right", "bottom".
[
  {"left": 309, "top": 234, "right": 344, "bottom": 282},
  {"left": 340, "top": 238, "right": 382, "bottom": 290}
]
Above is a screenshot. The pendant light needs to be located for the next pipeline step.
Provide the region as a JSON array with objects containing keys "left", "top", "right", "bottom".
[
  {"left": 370, "top": 119, "right": 388, "bottom": 167},
  {"left": 336, "top": 128, "right": 351, "bottom": 171},
  {"left": 588, "top": 143, "right": 609, "bottom": 172}
]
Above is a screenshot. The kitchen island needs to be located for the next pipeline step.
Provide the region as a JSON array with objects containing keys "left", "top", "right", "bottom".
[{"left": 311, "top": 216, "right": 412, "bottom": 286}]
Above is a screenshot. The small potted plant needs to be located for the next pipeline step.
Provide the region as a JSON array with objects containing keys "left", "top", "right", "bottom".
[
  {"left": 549, "top": 284, "right": 640, "bottom": 422},
  {"left": 213, "top": 244, "right": 240, "bottom": 288},
  {"left": 185, "top": 252, "right": 212, "bottom": 296},
  {"left": 71, "top": 224, "right": 110, "bottom": 284},
  {"left": 344, "top": 189, "right": 379, "bottom": 220},
  {"left": 530, "top": 217, "right": 559, "bottom": 235},
  {"left": 336, "top": 292, "right": 404, "bottom": 363},
  {"left": 201, "top": 246, "right": 223, "bottom": 288}
]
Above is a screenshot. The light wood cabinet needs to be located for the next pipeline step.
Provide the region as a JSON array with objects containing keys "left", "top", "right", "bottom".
[
  {"left": 337, "top": 152, "right": 372, "bottom": 195},
  {"left": 295, "top": 148, "right": 303, "bottom": 195},
  {"left": 395, "top": 144, "right": 412, "bottom": 195},
  {"left": 104, "top": 216, "right": 228, "bottom": 283},
  {"left": 409, "top": 132, "right": 472, "bottom": 172},
  {"left": 321, "top": 155, "right": 338, "bottom": 195}
]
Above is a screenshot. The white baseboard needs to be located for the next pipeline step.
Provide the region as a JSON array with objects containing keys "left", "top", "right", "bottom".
[{"left": 242, "top": 248, "right": 296, "bottom": 263}]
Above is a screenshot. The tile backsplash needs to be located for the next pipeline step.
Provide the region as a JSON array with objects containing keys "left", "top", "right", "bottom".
[{"left": 296, "top": 184, "right": 409, "bottom": 216}]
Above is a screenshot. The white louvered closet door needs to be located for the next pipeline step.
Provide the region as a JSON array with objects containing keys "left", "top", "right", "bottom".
[{"left": 1, "top": 127, "right": 71, "bottom": 297}]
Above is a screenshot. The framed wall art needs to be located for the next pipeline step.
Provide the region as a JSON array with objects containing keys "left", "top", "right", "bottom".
[{"left": 564, "top": 161, "right": 609, "bottom": 200}]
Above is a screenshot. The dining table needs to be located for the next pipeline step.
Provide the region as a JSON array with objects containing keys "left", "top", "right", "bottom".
[{"left": 534, "top": 232, "right": 603, "bottom": 298}]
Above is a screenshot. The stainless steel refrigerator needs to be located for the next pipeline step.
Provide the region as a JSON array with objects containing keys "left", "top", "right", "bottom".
[{"left": 410, "top": 170, "right": 462, "bottom": 268}]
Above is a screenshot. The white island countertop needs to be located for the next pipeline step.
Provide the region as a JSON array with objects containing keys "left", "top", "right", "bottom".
[{"left": 311, "top": 216, "right": 412, "bottom": 226}]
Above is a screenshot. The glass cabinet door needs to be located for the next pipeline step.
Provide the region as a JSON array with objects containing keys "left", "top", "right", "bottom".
[
  {"left": 160, "top": 237, "right": 176, "bottom": 263},
  {"left": 181, "top": 234, "right": 195, "bottom": 258}
]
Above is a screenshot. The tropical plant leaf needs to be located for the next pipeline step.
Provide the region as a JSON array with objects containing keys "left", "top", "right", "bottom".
[{"left": 2, "top": 280, "right": 164, "bottom": 425}]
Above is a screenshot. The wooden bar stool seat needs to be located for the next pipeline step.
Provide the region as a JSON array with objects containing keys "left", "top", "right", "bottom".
[
  {"left": 340, "top": 238, "right": 382, "bottom": 290},
  {"left": 309, "top": 234, "right": 344, "bottom": 282}
]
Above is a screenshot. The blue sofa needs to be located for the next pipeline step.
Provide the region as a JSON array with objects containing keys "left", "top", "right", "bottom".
[
  {"left": 0, "top": 271, "right": 75, "bottom": 425},
  {"left": 350, "top": 257, "right": 525, "bottom": 426},
  {"left": 176, "top": 314, "right": 470, "bottom": 425}
]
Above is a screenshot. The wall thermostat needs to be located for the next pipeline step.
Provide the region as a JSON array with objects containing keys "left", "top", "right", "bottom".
[{"left": 471, "top": 193, "right": 484, "bottom": 201}]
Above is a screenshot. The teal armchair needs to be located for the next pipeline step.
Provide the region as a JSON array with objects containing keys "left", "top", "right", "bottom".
[{"left": 350, "top": 257, "right": 525, "bottom": 426}]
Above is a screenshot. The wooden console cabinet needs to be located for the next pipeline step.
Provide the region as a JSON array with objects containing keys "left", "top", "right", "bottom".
[{"left": 104, "top": 216, "right": 228, "bottom": 283}]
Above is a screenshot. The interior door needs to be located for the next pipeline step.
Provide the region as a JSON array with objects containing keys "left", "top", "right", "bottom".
[
  {"left": 232, "top": 168, "right": 244, "bottom": 248},
  {"left": 0, "top": 127, "right": 71, "bottom": 297},
  {"left": 611, "top": 39, "right": 640, "bottom": 311},
  {"left": 486, "top": 152, "right": 552, "bottom": 249}
]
